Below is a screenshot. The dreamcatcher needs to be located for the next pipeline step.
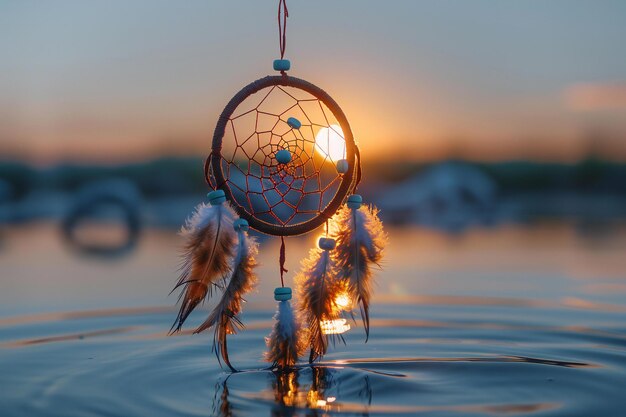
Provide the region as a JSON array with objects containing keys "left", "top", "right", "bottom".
[{"left": 171, "top": 0, "right": 386, "bottom": 371}]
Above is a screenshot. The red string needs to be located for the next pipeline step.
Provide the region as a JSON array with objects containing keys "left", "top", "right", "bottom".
[
  {"left": 211, "top": 85, "right": 344, "bottom": 229},
  {"left": 279, "top": 236, "right": 288, "bottom": 287},
  {"left": 278, "top": 0, "right": 289, "bottom": 59}
]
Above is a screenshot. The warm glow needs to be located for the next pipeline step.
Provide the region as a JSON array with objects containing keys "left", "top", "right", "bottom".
[
  {"left": 335, "top": 293, "right": 351, "bottom": 310},
  {"left": 315, "top": 124, "right": 346, "bottom": 162},
  {"left": 320, "top": 318, "right": 351, "bottom": 335},
  {"left": 280, "top": 373, "right": 298, "bottom": 407},
  {"left": 312, "top": 396, "right": 337, "bottom": 409},
  {"left": 307, "top": 389, "right": 320, "bottom": 409}
]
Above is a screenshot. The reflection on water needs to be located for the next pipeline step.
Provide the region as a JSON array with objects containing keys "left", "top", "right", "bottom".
[
  {"left": 210, "top": 358, "right": 574, "bottom": 416},
  {"left": 213, "top": 366, "right": 373, "bottom": 417},
  {"left": 1, "top": 222, "right": 626, "bottom": 416},
  {"left": 0, "top": 303, "right": 625, "bottom": 416}
]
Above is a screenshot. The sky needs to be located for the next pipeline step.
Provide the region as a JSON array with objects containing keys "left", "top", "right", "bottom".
[{"left": 1, "top": 0, "right": 626, "bottom": 163}]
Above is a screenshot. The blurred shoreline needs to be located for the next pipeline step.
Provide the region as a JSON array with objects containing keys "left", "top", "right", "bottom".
[{"left": 1, "top": 157, "right": 625, "bottom": 233}]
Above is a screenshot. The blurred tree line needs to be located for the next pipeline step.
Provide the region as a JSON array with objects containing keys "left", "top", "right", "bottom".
[
  {"left": 0, "top": 157, "right": 206, "bottom": 201},
  {"left": 1, "top": 157, "right": 626, "bottom": 202}
]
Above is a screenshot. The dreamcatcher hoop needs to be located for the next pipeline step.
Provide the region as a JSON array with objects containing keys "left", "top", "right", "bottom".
[
  {"left": 206, "top": 75, "right": 359, "bottom": 236},
  {"left": 172, "top": 0, "right": 385, "bottom": 372}
]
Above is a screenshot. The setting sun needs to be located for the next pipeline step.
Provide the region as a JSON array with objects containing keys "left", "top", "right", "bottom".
[{"left": 315, "top": 124, "right": 346, "bottom": 162}]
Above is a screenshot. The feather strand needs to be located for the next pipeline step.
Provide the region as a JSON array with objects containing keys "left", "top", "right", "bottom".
[
  {"left": 170, "top": 202, "right": 236, "bottom": 333},
  {"left": 295, "top": 246, "right": 343, "bottom": 362},
  {"left": 331, "top": 204, "right": 387, "bottom": 341},
  {"left": 194, "top": 227, "right": 258, "bottom": 371}
]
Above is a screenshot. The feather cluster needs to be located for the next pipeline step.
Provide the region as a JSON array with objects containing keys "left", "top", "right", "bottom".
[
  {"left": 265, "top": 298, "right": 303, "bottom": 369},
  {"left": 295, "top": 246, "right": 344, "bottom": 363},
  {"left": 171, "top": 202, "right": 237, "bottom": 333},
  {"left": 171, "top": 201, "right": 259, "bottom": 371},
  {"left": 195, "top": 224, "right": 258, "bottom": 371},
  {"left": 331, "top": 204, "right": 387, "bottom": 340}
]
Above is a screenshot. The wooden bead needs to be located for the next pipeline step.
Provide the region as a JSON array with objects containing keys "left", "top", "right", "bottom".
[
  {"left": 318, "top": 237, "right": 336, "bottom": 250},
  {"left": 276, "top": 149, "right": 292, "bottom": 164},
  {"left": 273, "top": 59, "right": 291, "bottom": 72},
  {"left": 287, "top": 117, "right": 301, "bottom": 129},
  {"left": 233, "top": 218, "right": 249, "bottom": 232},
  {"left": 336, "top": 159, "right": 349, "bottom": 174},
  {"left": 347, "top": 194, "right": 362, "bottom": 209},
  {"left": 207, "top": 189, "right": 226, "bottom": 205}
]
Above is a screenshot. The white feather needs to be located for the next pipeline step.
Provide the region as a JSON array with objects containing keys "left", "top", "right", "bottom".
[
  {"left": 171, "top": 201, "right": 237, "bottom": 333},
  {"left": 265, "top": 299, "right": 303, "bottom": 368}
]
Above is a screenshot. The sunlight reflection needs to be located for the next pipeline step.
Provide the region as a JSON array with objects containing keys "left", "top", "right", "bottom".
[
  {"left": 320, "top": 318, "right": 351, "bottom": 335},
  {"left": 334, "top": 292, "right": 352, "bottom": 310}
]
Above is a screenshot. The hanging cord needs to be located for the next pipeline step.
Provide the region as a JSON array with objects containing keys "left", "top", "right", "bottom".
[
  {"left": 277, "top": 1, "right": 289, "bottom": 286},
  {"left": 353, "top": 145, "right": 363, "bottom": 193},
  {"left": 279, "top": 236, "right": 288, "bottom": 287},
  {"left": 277, "top": 0, "right": 289, "bottom": 74},
  {"left": 278, "top": 0, "right": 288, "bottom": 58}
]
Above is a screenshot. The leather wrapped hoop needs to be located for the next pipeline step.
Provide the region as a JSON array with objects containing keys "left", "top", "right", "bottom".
[{"left": 206, "top": 75, "right": 357, "bottom": 237}]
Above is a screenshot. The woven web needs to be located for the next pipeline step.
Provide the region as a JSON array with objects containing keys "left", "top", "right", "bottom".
[{"left": 209, "top": 85, "right": 347, "bottom": 228}]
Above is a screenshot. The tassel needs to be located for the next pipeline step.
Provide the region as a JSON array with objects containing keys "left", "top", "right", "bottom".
[
  {"left": 195, "top": 218, "right": 258, "bottom": 371},
  {"left": 296, "top": 237, "right": 343, "bottom": 363},
  {"left": 331, "top": 194, "right": 387, "bottom": 341},
  {"left": 265, "top": 287, "right": 303, "bottom": 369},
  {"left": 171, "top": 190, "right": 237, "bottom": 333}
]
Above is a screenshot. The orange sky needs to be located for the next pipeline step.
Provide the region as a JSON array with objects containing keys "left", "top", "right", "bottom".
[{"left": 1, "top": 1, "right": 626, "bottom": 163}]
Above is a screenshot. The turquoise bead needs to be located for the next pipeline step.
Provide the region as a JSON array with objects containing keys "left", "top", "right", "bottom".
[
  {"left": 207, "top": 189, "right": 226, "bottom": 205},
  {"left": 276, "top": 149, "right": 292, "bottom": 164},
  {"left": 287, "top": 117, "right": 301, "bottom": 129},
  {"left": 336, "top": 159, "right": 349, "bottom": 174},
  {"left": 274, "top": 287, "right": 292, "bottom": 295},
  {"left": 347, "top": 194, "right": 362, "bottom": 209},
  {"left": 318, "top": 237, "right": 336, "bottom": 250},
  {"left": 233, "top": 218, "right": 249, "bottom": 232},
  {"left": 273, "top": 59, "right": 291, "bottom": 72},
  {"left": 274, "top": 287, "right": 292, "bottom": 301},
  {"left": 275, "top": 293, "right": 292, "bottom": 301}
]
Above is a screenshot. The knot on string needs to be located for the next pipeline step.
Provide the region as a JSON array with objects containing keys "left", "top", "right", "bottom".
[{"left": 279, "top": 236, "right": 288, "bottom": 287}]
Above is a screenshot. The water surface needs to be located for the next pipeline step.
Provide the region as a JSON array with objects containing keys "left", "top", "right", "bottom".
[{"left": 1, "top": 223, "right": 626, "bottom": 416}]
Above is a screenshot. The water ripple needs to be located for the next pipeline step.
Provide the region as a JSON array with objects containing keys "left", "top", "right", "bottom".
[{"left": 0, "top": 302, "right": 625, "bottom": 416}]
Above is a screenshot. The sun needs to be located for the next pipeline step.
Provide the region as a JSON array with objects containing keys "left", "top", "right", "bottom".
[{"left": 315, "top": 124, "right": 346, "bottom": 162}]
